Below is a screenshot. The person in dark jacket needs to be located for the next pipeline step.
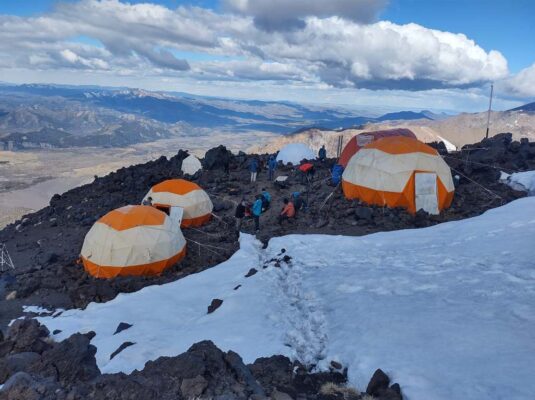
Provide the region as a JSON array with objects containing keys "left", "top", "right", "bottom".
[
  {"left": 292, "top": 192, "right": 308, "bottom": 216},
  {"left": 318, "top": 145, "right": 327, "bottom": 162},
  {"left": 249, "top": 157, "right": 259, "bottom": 183},
  {"left": 268, "top": 155, "right": 277, "bottom": 181},
  {"left": 235, "top": 199, "right": 247, "bottom": 231},
  {"left": 252, "top": 195, "right": 263, "bottom": 231}
]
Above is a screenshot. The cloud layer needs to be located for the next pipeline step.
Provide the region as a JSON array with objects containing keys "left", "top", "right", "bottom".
[
  {"left": 224, "top": 0, "right": 387, "bottom": 30},
  {"left": 0, "top": 0, "right": 531, "bottom": 99}
]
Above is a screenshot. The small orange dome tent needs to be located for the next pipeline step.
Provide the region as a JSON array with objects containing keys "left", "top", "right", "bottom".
[
  {"left": 81, "top": 205, "right": 186, "bottom": 278},
  {"left": 342, "top": 136, "right": 454, "bottom": 214},
  {"left": 143, "top": 179, "right": 213, "bottom": 227},
  {"left": 338, "top": 128, "right": 416, "bottom": 167}
]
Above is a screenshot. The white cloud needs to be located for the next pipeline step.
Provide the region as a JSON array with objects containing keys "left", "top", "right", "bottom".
[
  {"left": 0, "top": 0, "right": 527, "bottom": 101},
  {"left": 501, "top": 63, "right": 535, "bottom": 98}
]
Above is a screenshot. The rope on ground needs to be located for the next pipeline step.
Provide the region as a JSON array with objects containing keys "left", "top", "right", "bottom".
[
  {"left": 211, "top": 212, "right": 229, "bottom": 226},
  {"left": 188, "top": 226, "right": 221, "bottom": 238},
  {"left": 185, "top": 238, "right": 228, "bottom": 258},
  {"left": 319, "top": 182, "right": 340, "bottom": 212},
  {"left": 208, "top": 192, "right": 239, "bottom": 206},
  {"left": 444, "top": 155, "right": 517, "bottom": 173},
  {"left": 449, "top": 166, "right": 504, "bottom": 202}
]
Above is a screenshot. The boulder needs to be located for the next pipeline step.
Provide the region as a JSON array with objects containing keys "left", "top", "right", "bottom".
[
  {"left": 6, "top": 319, "right": 50, "bottom": 355},
  {"left": 366, "top": 368, "right": 390, "bottom": 396},
  {"left": 203, "top": 145, "right": 233, "bottom": 171},
  {"left": 207, "top": 298, "right": 223, "bottom": 314},
  {"left": 30, "top": 332, "right": 100, "bottom": 386}
]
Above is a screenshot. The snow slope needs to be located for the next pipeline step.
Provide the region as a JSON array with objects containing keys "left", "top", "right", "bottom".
[
  {"left": 36, "top": 198, "right": 535, "bottom": 400},
  {"left": 437, "top": 135, "right": 457, "bottom": 152}
]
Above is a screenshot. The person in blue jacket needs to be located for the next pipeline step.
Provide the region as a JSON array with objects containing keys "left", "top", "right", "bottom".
[
  {"left": 261, "top": 188, "right": 271, "bottom": 211},
  {"left": 268, "top": 155, "right": 277, "bottom": 181},
  {"left": 249, "top": 157, "right": 259, "bottom": 183},
  {"left": 252, "top": 194, "right": 263, "bottom": 232}
]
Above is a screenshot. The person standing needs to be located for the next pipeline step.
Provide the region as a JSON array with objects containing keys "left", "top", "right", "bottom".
[
  {"left": 249, "top": 157, "right": 259, "bottom": 183},
  {"left": 318, "top": 145, "right": 327, "bottom": 162},
  {"left": 235, "top": 199, "right": 247, "bottom": 232},
  {"left": 268, "top": 155, "right": 277, "bottom": 181},
  {"left": 252, "top": 195, "right": 263, "bottom": 232}
]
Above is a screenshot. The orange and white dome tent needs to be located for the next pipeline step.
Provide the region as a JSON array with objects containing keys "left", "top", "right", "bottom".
[
  {"left": 342, "top": 136, "right": 454, "bottom": 215},
  {"left": 143, "top": 179, "right": 213, "bottom": 227},
  {"left": 81, "top": 205, "right": 186, "bottom": 278}
]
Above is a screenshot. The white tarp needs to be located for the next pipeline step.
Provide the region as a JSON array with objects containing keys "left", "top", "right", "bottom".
[{"left": 276, "top": 143, "right": 315, "bottom": 165}]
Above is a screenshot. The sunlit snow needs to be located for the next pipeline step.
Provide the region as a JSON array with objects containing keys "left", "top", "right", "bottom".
[{"left": 36, "top": 197, "right": 535, "bottom": 400}]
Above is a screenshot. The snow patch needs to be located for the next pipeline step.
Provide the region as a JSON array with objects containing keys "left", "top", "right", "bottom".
[
  {"left": 34, "top": 198, "right": 535, "bottom": 400},
  {"left": 437, "top": 135, "right": 456, "bottom": 152},
  {"left": 501, "top": 170, "right": 535, "bottom": 195}
]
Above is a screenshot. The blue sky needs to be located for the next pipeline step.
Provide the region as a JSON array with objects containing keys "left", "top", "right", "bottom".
[{"left": 0, "top": 0, "right": 533, "bottom": 111}]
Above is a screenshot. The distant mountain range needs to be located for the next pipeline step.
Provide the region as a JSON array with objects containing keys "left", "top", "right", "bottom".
[
  {"left": 254, "top": 100, "right": 535, "bottom": 154},
  {"left": 0, "top": 84, "right": 448, "bottom": 149},
  {"left": 509, "top": 101, "right": 535, "bottom": 113}
]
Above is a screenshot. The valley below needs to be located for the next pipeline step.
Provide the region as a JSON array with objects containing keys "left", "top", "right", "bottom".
[{"left": 0, "top": 131, "right": 276, "bottom": 228}]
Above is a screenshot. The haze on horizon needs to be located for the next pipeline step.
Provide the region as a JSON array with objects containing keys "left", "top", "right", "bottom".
[{"left": 0, "top": 0, "right": 534, "bottom": 113}]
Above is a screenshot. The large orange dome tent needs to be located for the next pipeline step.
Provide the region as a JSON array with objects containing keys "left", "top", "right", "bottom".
[
  {"left": 342, "top": 136, "right": 454, "bottom": 214},
  {"left": 81, "top": 205, "right": 186, "bottom": 278},
  {"left": 338, "top": 128, "right": 417, "bottom": 167},
  {"left": 143, "top": 179, "right": 213, "bottom": 227}
]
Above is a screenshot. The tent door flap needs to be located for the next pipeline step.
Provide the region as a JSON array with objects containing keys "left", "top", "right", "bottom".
[{"left": 415, "top": 172, "right": 439, "bottom": 215}]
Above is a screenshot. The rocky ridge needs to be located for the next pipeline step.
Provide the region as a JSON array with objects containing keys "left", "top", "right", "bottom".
[{"left": 0, "top": 318, "right": 401, "bottom": 400}]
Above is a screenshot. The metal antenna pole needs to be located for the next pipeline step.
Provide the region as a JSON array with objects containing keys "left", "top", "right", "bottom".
[
  {"left": 0, "top": 243, "right": 15, "bottom": 271},
  {"left": 485, "top": 83, "right": 494, "bottom": 139}
]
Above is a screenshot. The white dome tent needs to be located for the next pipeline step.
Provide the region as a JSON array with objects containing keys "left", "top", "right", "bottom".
[
  {"left": 276, "top": 143, "right": 315, "bottom": 165},
  {"left": 181, "top": 154, "right": 202, "bottom": 176}
]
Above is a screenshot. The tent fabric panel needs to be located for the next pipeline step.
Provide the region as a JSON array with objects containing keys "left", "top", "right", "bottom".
[
  {"left": 338, "top": 137, "right": 359, "bottom": 168},
  {"left": 181, "top": 213, "right": 212, "bottom": 228},
  {"left": 437, "top": 177, "right": 455, "bottom": 210},
  {"left": 338, "top": 128, "right": 417, "bottom": 167},
  {"left": 81, "top": 222, "right": 186, "bottom": 267},
  {"left": 365, "top": 136, "right": 437, "bottom": 156},
  {"left": 143, "top": 188, "right": 213, "bottom": 223},
  {"left": 151, "top": 179, "right": 202, "bottom": 195},
  {"left": 98, "top": 205, "right": 166, "bottom": 231},
  {"left": 82, "top": 246, "right": 187, "bottom": 279},
  {"left": 342, "top": 179, "right": 414, "bottom": 211}
]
